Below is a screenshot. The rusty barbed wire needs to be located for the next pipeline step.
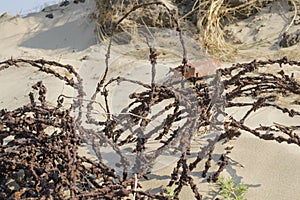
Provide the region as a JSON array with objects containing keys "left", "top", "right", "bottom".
[
  {"left": 0, "top": 1, "right": 300, "bottom": 199},
  {"left": 0, "top": 54, "right": 299, "bottom": 200}
]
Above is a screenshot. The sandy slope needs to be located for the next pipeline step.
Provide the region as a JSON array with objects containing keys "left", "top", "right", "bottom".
[{"left": 0, "top": 0, "right": 300, "bottom": 199}]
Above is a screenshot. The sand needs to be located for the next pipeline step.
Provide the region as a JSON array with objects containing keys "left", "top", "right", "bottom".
[{"left": 0, "top": 0, "right": 300, "bottom": 199}]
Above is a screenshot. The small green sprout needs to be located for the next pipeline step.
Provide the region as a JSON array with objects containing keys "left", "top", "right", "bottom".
[
  {"left": 163, "top": 186, "right": 175, "bottom": 199},
  {"left": 217, "top": 177, "right": 248, "bottom": 200}
]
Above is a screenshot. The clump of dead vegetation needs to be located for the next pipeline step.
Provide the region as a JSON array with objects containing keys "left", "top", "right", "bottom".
[
  {"left": 94, "top": 0, "right": 299, "bottom": 60},
  {"left": 94, "top": 0, "right": 178, "bottom": 40}
]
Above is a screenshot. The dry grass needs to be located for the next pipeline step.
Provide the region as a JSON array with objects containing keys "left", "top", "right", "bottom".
[
  {"left": 94, "top": 0, "right": 177, "bottom": 41},
  {"left": 196, "top": 0, "right": 238, "bottom": 60},
  {"left": 94, "top": 0, "right": 299, "bottom": 61},
  {"left": 195, "top": 0, "right": 298, "bottom": 60}
]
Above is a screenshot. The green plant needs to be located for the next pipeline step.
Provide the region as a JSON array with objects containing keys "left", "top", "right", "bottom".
[
  {"left": 163, "top": 186, "right": 175, "bottom": 199},
  {"left": 217, "top": 177, "right": 248, "bottom": 200}
]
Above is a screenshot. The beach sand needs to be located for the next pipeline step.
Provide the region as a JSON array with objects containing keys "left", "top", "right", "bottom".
[{"left": 0, "top": 0, "right": 300, "bottom": 199}]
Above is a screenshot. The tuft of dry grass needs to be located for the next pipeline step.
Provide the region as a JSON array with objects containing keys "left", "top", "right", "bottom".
[
  {"left": 195, "top": 0, "right": 299, "bottom": 60},
  {"left": 94, "top": 0, "right": 178, "bottom": 41},
  {"left": 94, "top": 0, "right": 299, "bottom": 61},
  {"left": 196, "top": 0, "right": 238, "bottom": 60}
]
